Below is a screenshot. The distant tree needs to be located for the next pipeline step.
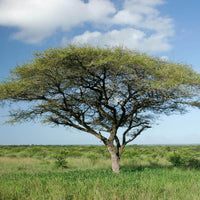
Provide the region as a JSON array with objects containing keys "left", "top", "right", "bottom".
[{"left": 0, "top": 45, "right": 200, "bottom": 173}]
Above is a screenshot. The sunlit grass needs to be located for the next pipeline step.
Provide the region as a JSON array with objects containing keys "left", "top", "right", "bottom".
[
  {"left": 0, "top": 145, "right": 200, "bottom": 200},
  {"left": 1, "top": 167, "right": 200, "bottom": 200}
]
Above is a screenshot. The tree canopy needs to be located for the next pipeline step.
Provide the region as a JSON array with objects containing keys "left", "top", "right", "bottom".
[{"left": 1, "top": 45, "right": 200, "bottom": 173}]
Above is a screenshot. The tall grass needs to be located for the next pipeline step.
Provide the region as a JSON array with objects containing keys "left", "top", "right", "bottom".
[
  {"left": 0, "top": 145, "right": 200, "bottom": 200},
  {"left": 1, "top": 167, "right": 200, "bottom": 200}
]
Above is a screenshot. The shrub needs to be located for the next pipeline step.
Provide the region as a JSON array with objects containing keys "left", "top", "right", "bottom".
[
  {"left": 165, "top": 146, "right": 171, "bottom": 152},
  {"left": 169, "top": 153, "right": 183, "bottom": 167},
  {"left": 55, "top": 151, "right": 68, "bottom": 169},
  {"left": 186, "top": 158, "right": 200, "bottom": 169}
]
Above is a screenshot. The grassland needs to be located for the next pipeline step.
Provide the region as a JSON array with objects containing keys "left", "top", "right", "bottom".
[{"left": 0, "top": 145, "right": 200, "bottom": 200}]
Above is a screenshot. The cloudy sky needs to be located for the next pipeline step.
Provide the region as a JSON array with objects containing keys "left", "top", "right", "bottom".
[{"left": 0, "top": 0, "right": 200, "bottom": 145}]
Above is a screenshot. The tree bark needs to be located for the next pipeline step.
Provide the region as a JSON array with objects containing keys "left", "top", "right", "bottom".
[
  {"left": 111, "top": 152, "right": 120, "bottom": 173},
  {"left": 107, "top": 144, "right": 120, "bottom": 173}
]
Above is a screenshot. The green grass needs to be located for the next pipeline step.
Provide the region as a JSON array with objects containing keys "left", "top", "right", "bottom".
[{"left": 0, "top": 145, "right": 200, "bottom": 200}]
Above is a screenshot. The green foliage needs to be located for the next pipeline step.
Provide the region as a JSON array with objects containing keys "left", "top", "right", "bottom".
[
  {"left": 186, "top": 158, "right": 200, "bottom": 169},
  {"left": 168, "top": 151, "right": 200, "bottom": 169},
  {"left": 54, "top": 150, "right": 68, "bottom": 169},
  {"left": 169, "top": 152, "right": 183, "bottom": 167},
  {"left": 1, "top": 145, "right": 200, "bottom": 166},
  {"left": 67, "top": 150, "right": 83, "bottom": 158}
]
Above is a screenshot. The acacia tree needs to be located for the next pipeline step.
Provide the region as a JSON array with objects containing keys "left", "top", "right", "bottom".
[{"left": 0, "top": 45, "right": 200, "bottom": 173}]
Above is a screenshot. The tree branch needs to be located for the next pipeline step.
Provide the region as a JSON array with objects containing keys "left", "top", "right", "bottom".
[{"left": 122, "top": 125, "right": 151, "bottom": 149}]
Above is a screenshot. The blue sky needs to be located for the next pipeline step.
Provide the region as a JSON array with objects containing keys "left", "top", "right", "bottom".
[{"left": 0, "top": 0, "right": 200, "bottom": 145}]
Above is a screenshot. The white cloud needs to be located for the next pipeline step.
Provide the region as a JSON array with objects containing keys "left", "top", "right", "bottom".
[
  {"left": 111, "top": 0, "right": 173, "bottom": 37},
  {"left": 0, "top": 0, "right": 174, "bottom": 52},
  {"left": 112, "top": 10, "right": 142, "bottom": 25},
  {"left": 71, "top": 0, "right": 174, "bottom": 52},
  {"left": 72, "top": 29, "right": 144, "bottom": 47},
  {"left": 72, "top": 28, "right": 171, "bottom": 52},
  {"left": 0, "top": 0, "right": 115, "bottom": 43}
]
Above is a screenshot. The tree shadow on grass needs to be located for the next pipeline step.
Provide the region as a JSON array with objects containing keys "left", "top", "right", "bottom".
[
  {"left": 120, "top": 164, "right": 174, "bottom": 173},
  {"left": 120, "top": 162, "right": 200, "bottom": 173}
]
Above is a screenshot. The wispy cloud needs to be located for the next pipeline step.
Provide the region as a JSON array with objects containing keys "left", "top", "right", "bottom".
[
  {"left": 72, "top": 28, "right": 172, "bottom": 52},
  {"left": 0, "top": 0, "right": 174, "bottom": 52}
]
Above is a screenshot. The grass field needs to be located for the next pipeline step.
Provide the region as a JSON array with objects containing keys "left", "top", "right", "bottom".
[{"left": 0, "top": 145, "right": 200, "bottom": 200}]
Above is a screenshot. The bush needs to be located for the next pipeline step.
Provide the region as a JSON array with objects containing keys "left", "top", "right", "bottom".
[
  {"left": 186, "top": 158, "right": 200, "bottom": 169},
  {"left": 55, "top": 151, "right": 68, "bottom": 169},
  {"left": 169, "top": 153, "right": 183, "bottom": 167}
]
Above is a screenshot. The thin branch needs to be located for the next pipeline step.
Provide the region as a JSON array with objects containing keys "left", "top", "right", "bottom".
[{"left": 123, "top": 125, "right": 151, "bottom": 147}]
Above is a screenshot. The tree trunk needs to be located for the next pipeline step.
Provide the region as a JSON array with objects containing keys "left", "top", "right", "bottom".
[
  {"left": 111, "top": 152, "right": 120, "bottom": 173},
  {"left": 107, "top": 144, "right": 120, "bottom": 173}
]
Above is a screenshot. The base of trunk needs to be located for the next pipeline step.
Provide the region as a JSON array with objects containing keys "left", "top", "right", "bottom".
[
  {"left": 111, "top": 155, "right": 120, "bottom": 173},
  {"left": 107, "top": 144, "right": 120, "bottom": 173}
]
